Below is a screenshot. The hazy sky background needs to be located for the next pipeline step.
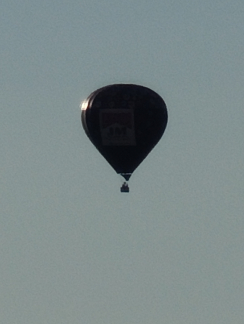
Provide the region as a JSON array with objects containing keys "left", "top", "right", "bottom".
[{"left": 1, "top": 1, "right": 244, "bottom": 323}]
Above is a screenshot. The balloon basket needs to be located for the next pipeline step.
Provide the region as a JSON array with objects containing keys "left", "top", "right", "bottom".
[{"left": 120, "top": 182, "right": 129, "bottom": 193}]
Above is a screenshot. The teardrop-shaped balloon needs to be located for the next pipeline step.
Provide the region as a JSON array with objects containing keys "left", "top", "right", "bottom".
[{"left": 81, "top": 84, "right": 168, "bottom": 182}]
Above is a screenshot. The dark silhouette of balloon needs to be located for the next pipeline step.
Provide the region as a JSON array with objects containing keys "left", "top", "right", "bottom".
[{"left": 81, "top": 84, "right": 168, "bottom": 191}]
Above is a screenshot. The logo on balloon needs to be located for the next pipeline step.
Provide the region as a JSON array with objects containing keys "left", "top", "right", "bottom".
[{"left": 100, "top": 109, "right": 136, "bottom": 146}]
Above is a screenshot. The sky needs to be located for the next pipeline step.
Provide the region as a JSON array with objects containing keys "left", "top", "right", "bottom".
[{"left": 1, "top": 0, "right": 244, "bottom": 323}]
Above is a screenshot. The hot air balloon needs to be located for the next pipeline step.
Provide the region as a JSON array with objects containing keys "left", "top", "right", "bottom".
[{"left": 81, "top": 84, "right": 168, "bottom": 192}]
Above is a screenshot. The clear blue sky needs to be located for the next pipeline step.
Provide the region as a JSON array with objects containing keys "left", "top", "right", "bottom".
[{"left": 1, "top": 1, "right": 244, "bottom": 323}]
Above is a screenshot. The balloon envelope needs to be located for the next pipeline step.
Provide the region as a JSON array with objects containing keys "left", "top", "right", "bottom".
[{"left": 81, "top": 84, "right": 168, "bottom": 180}]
